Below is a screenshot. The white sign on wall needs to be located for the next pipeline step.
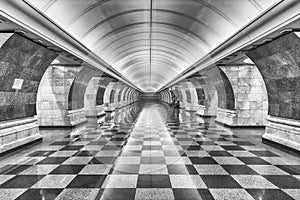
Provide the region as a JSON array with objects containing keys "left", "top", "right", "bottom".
[{"left": 12, "top": 78, "right": 24, "bottom": 90}]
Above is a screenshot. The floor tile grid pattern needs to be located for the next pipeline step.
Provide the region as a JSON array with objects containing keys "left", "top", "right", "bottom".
[{"left": 0, "top": 103, "right": 299, "bottom": 199}]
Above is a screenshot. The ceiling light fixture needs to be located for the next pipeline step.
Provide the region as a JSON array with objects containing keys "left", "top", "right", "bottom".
[
  {"left": 14, "top": 29, "right": 27, "bottom": 35},
  {"left": 279, "top": 29, "right": 293, "bottom": 35}
]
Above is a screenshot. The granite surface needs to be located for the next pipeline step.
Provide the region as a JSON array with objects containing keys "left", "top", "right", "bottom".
[
  {"left": 0, "top": 34, "right": 57, "bottom": 122},
  {"left": 247, "top": 32, "right": 300, "bottom": 120}
]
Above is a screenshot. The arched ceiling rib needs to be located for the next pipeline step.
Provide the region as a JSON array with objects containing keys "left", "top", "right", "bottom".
[{"left": 28, "top": 0, "right": 279, "bottom": 91}]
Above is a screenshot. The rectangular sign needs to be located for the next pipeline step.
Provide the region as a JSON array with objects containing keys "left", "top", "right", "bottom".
[{"left": 12, "top": 78, "right": 24, "bottom": 90}]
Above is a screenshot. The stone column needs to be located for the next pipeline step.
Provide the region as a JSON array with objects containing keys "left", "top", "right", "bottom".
[
  {"left": 37, "top": 63, "right": 82, "bottom": 126},
  {"left": 219, "top": 64, "right": 268, "bottom": 126}
]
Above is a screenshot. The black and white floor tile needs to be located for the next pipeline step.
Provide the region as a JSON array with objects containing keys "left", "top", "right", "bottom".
[{"left": 0, "top": 103, "right": 300, "bottom": 200}]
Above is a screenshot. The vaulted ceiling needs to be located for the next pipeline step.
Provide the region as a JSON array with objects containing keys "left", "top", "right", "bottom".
[{"left": 27, "top": 0, "right": 279, "bottom": 92}]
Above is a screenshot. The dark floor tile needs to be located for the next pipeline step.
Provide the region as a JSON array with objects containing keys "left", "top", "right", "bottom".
[
  {"left": 61, "top": 145, "right": 84, "bottom": 151},
  {"left": 183, "top": 145, "right": 202, "bottom": 150},
  {"left": 173, "top": 189, "right": 214, "bottom": 200},
  {"left": 189, "top": 157, "right": 217, "bottom": 165},
  {"left": 233, "top": 141, "right": 255, "bottom": 145},
  {"left": 0, "top": 165, "right": 31, "bottom": 175},
  {"left": 101, "top": 145, "right": 123, "bottom": 150},
  {"left": 176, "top": 138, "right": 194, "bottom": 141},
  {"left": 37, "top": 157, "right": 69, "bottom": 165},
  {"left": 167, "top": 165, "right": 197, "bottom": 175},
  {"left": 16, "top": 189, "right": 63, "bottom": 200},
  {"left": 121, "top": 150, "right": 142, "bottom": 157},
  {"left": 27, "top": 151, "right": 55, "bottom": 157},
  {"left": 221, "top": 145, "right": 245, "bottom": 151},
  {"left": 74, "top": 151, "right": 99, "bottom": 157},
  {"left": 238, "top": 157, "right": 271, "bottom": 165},
  {"left": 221, "top": 135, "right": 239, "bottom": 138},
  {"left": 250, "top": 151, "right": 280, "bottom": 157},
  {"left": 88, "top": 141, "right": 108, "bottom": 145},
  {"left": 185, "top": 165, "right": 199, "bottom": 175},
  {"left": 196, "top": 141, "right": 216, "bottom": 145},
  {"left": 247, "top": 189, "right": 294, "bottom": 200},
  {"left": 201, "top": 175, "right": 242, "bottom": 188},
  {"left": 222, "top": 165, "right": 258, "bottom": 175},
  {"left": 263, "top": 175, "right": 300, "bottom": 189},
  {"left": 89, "top": 157, "right": 117, "bottom": 164},
  {"left": 67, "top": 175, "right": 107, "bottom": 188},
  {"left": 137, "top": 175, "right": 171, "bottom": 188},
  {"left": 276, "top": 165, "right": 300, "bottom": 175},
  {"left": 142, "top": 145, "right": 162, "bottom": 150},
  {"left": 110, "top": 164, "right": 140, "bottom": 174},
  {"left": 50, "top": 141, "right": 71, "bottom": 145},
  {"left": 49, "top": 165, "right": 84, "bottom": 174},
  {"left": 143, "top": 137, "right": 161, "bottom": 141},
  {"left": 208, "top": 151, "right": 233, "bottom": 157},
  {"left": 99, "top": 188, "right": 136, "bottom": 200},
  {"left": 140, "top": 157, "right": 166, "bottom": 164},
  {"left": 211, "top": 138, "right": 228, "bottom": 142},
  {"left": 0, "top": 175, "right": 44, "bottom": 188}
]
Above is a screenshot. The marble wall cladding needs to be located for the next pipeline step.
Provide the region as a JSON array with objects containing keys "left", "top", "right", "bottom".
[
  {"left": 203, "top": 67, "right": 235, "bottom": 110},
  {"left": 219, "top": 64, "right": 268, "bottom": 126},
  {"left": 196, "top": 88, "right": 206, "bottom": 105},
  {"left": 96, "top": 87, "right": 106, "bottom": 105},
  {"left": 37, "top": 65, "right": 82, "bottom": 126},
  {"left": 0, "top": 34, "right": 57, "bottom": 122},
  {"left": 84, "top": 77, "right": 102, "bottom": 116},
  {"left": 68, "top": 67, "right": 101, "bottom": 110},
  {"left": 247, "top": 32, "right": 300, "bottom": 120}
]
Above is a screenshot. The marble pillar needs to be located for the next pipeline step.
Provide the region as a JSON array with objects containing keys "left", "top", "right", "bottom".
[
  {"left": 218, "top": 64, "right": 268, "bottom": 126},
  {"left": 37, "top": 63, "right": 82, "bottom": 126}
]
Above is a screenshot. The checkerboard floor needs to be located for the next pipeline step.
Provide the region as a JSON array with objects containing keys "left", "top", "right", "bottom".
[{"left": 0, "top": 102, "right": 300, "bottom": 200}]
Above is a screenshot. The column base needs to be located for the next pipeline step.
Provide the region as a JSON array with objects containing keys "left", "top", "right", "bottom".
[
  {"left": 215, "top": 108, "right": 238, "bottom": 126},
  {"left": 263, "top": 115, "right": 300, "bottom": 152},
  {"left": 67, "top": 108, "right": 87, "bottom": 126},
  {"left": 0, "top": 117, "right": 42, "bottom": 154}
]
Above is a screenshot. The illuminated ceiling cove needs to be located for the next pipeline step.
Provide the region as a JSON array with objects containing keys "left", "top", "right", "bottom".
[{"left": 27, "top": 0, "right": 278, "bottom": 92}]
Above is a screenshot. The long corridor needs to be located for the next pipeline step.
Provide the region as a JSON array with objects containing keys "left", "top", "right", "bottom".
[{"left": 0, "top": 102, "right": 300, "bottom": 200}]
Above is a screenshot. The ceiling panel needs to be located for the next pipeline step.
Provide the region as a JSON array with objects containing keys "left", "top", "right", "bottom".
[{"left": 27, "top": 0, "right": 279, "bottom": 91}]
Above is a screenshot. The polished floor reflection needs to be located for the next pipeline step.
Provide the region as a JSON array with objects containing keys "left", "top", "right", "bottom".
[{"left": 0, "top": 102, "right": 300, "bottom": 200}]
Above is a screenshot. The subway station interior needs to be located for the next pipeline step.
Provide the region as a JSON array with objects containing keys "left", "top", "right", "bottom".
[{"left": 0, "top": 0, "right": 300, "bottom": 199}]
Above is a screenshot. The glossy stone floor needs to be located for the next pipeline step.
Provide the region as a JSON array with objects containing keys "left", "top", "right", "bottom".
[{"left": 0, "top": 102, "right": 300, "bottom": 200}]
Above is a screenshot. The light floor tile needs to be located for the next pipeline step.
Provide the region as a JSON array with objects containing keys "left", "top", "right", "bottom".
[
  {"left": 135, "top": 188, "right": 174, "bottom": 200},
  {"left": 209, "top": 189, "right": 254, "bottom": 200},
  {"left": 169, "top": 175, "right": 207, "bottom": 188},
  {"left": 194, "top": 165, "right": 229, "bottom": 175},
  {"left": 31, "top": 175, "right": 76, "bottom": 188},
  {"left": 231, "top": 175, "right": 278, "bottom": 189},
  {"left": 102, "top": 175, "right": 138, "bottom": 188},
  {"left": 249, "top": 165, "right": 289, "bottom": 175}
]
